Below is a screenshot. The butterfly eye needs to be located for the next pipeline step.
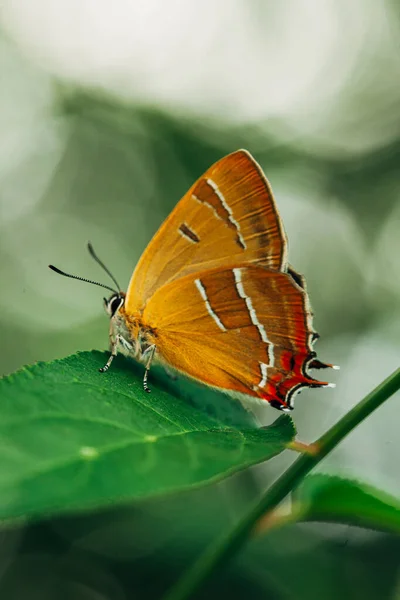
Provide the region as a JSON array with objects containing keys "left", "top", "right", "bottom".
[
  {"left": 110, "top": 296, "right": 123, "bottom": 317},
  {"left": 104, "top": 294, "right": 122, "bottom": 316}
]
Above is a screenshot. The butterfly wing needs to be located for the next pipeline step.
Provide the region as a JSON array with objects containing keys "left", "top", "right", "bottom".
[
  {"left": 141, "top": 265, "right": 331, "bottom": 410},
  {"left": 125, "top": 150, "right": 288, "bottom": 313}
]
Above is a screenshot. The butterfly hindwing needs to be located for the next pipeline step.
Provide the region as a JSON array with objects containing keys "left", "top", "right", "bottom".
[{"left": 141, "top": 265, "right": 329, "bottom": 410}]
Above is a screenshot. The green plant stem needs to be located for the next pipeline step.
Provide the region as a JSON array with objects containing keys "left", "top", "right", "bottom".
[{"left": 163, "top": 367, "right": 400, "bottom": 600}]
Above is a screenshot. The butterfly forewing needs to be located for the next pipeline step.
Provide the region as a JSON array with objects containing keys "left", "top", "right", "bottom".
[
  {"left": 125, "top": 150, "right": 287, "bottom": 313},
  {"left": 141, "top": 266, "right": 328, "bottom": 410}
]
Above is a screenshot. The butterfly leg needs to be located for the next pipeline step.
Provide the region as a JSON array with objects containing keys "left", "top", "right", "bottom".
[
  {"left": 99, "top": 334, "right": 132, "bottom": 372},
  {"left": 119, "top": 336, "right": 133, "bottom": 352},
  {"left": 99, "top": 350, "right": 116, "bottom": 373},
  {"left": 142, "top": 344, "right": 156, "bottom": 393}
]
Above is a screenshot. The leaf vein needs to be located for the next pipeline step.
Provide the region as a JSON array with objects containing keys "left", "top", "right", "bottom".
[
  {"left": 70, "top": 381, "right": 187, "bottom": 432},
  {"left": 2, "top": 428, "right": 245, "bottom": 488}
]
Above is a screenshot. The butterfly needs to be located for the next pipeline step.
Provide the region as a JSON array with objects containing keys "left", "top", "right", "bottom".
[{"left": 50, "top": 149, "right": 336, "bottom": 412}]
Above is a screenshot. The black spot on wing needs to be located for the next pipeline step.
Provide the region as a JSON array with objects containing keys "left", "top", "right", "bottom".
[{"left": 179, "top": 223, "right": 200, "bottom": 243}]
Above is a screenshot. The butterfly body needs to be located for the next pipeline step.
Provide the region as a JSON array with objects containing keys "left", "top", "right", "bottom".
[
  {"left": 116, "top": 307, "right": 155, "bottom": 360},
  {"left": 50, "top": 149, "right": 336, "bottom": 411}
]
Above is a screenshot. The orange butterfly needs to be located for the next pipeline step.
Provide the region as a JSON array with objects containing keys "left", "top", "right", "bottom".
[{"left": 50, "top": 150, "right": 336, "bottom": 412}]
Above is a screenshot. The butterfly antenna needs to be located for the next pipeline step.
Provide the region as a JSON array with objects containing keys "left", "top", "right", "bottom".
[
  {"left": 48, "top": 265, "right": 117, "bottom": 294},
  {"left": 87, "top": 242, "right": 121, "bottom": 291}
]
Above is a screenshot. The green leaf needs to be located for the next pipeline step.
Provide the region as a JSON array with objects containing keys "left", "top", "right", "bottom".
[
  {"left": 0, "top": 351, "right": 295, "bottom": 522},
  {"left": 294, "top": 474, "right": 400, "bottom": 534}
]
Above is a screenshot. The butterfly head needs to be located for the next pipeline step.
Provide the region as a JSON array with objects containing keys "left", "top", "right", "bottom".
[{"left": 103, "top": 292, "right": 125, "bottom": 318}]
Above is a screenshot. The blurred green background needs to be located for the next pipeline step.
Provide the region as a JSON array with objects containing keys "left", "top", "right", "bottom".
[{"left": 0, "top": 1, "right": 399, "bottom": 598}]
